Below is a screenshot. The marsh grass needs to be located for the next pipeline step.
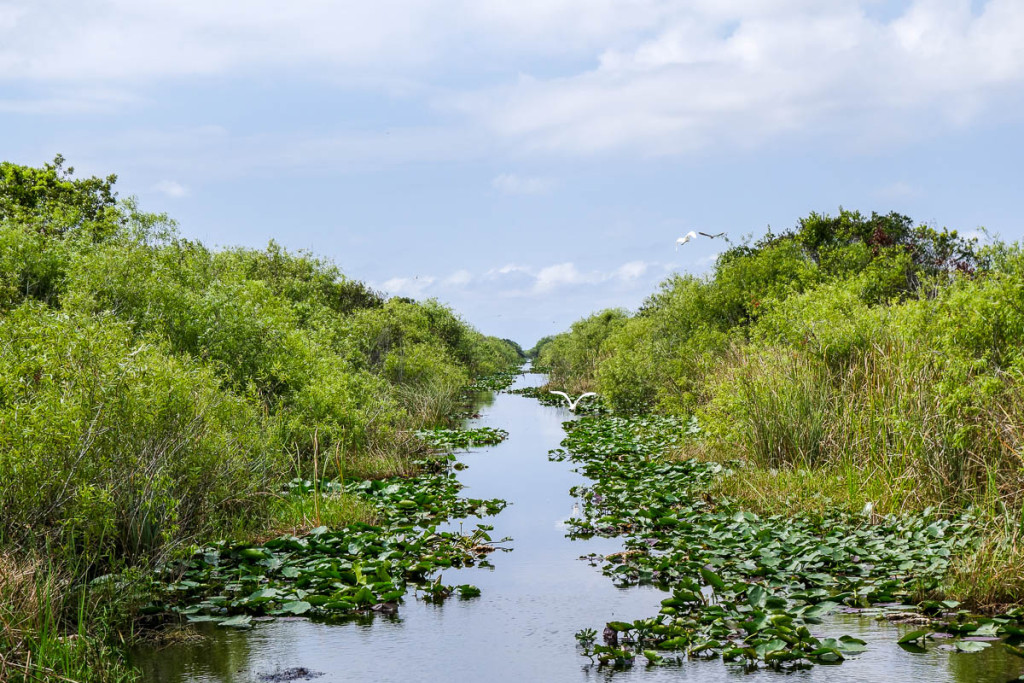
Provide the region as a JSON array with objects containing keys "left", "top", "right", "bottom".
[
  {"left": 702, "top": 336, "right": 1024, "bottom": 515},
  {"left": 395, "top": 376, "right": 467, "bottom": 428},
  {"left": 942, "top": 509, "right": 1024, "bottom": 611},
  {"left": 0, "top": 554, "right": 139, "bottom": 683},
  {"left": 265, "top": 491, "right": 377, "bottom": 537},
  {"left": 701, "top": 461, "right": 895, "bottom": 517}
]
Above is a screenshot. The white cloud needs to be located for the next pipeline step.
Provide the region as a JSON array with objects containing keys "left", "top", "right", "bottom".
[
  {"left": 533, "top": 262, "right": 600, "bottom": 292},
  {"left": 4, "top": 2, "right": 1023, "bottom": 167},
  {"left": 443, "top": 269, "right": 473, "bottom": 286},
  {"left": 456, "top": 1, "right": 1024, "bottom": 154},
  {"left": 491, "top": 263, "right": 530, "bottom": 276},
  {"left": 152, "top": 179, "right": 189, "bottom": 198},
  {"left": 615, "top": 260, "right": 648, "bottom": 280},
  {"left": 491, "top": 173, "right": 555, "bottom": 195},
  {"left": 381, "top": 276, "right": 435, "bottom": 298},
  {"left": 382, "top": 258, "right": 659, "bottom": 301}
]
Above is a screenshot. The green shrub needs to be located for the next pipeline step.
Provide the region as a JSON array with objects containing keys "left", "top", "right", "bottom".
[{"left": 0, "top": 304, "right": 278, "bottom": 567}]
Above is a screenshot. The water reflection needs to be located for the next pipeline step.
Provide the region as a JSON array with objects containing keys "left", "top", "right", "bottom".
[{"left": 132, "top": 374, "right": 1024, "bottom": 682}]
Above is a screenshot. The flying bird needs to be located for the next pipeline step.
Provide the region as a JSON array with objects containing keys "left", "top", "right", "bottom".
[
  {"left": 699, "top": 231, "right": 727, "bottom": 239},
  {"left": 549, "top": 391, "right": 598, "bottom": 412},
  {"left": 675, "top": 231, "right": 698, "bottom": 249}
]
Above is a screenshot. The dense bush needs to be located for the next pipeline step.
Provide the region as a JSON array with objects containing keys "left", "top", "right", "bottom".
[
  {"left": 0, "top": 304, "right": 274, "bottom": 564},
  {"left": 538, "top": 209, "right": 1024, "bottom": 513},
  {"left": 0, "top": 159, "right": 523, "bottom": 681},
  {"left": 0, "top": 158, "right": 521, "bottom": 571},
  {"left": 534, "top": 308, "right": 627, "bottom": 392}
]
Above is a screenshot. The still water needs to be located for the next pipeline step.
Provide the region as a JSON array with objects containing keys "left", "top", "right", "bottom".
[{"left": 133, "top": 374, "right": 1024, "bottom": 682}]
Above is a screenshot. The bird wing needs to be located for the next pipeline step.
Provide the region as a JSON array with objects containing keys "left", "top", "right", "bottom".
[
  {"left": 698, "top": 231, "right": 715, "bottom": 238},
  {"left": 577, "top": 392, "right": 598, "bottom": 400},
  {"left": 549, "top": 391, "right": 570, "bottom": 405}
]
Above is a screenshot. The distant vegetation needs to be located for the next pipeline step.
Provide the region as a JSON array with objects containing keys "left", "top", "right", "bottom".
[
  {"left": 0, "top": 157, "right": 520, "bottom": 681},
  {"left": 537, "top": 210, "right": 1024, "bottom": 607}
]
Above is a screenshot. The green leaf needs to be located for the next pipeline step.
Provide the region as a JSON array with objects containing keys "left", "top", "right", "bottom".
[
  {"left": 280, "top": 600, "right": 311, "bottom": 615},
  {"left": 218, "top": 614, "right": 252, "bottom": 629},
  {"left": 747, "top": 585, "right": 767, "bottom": 609},
  {"left": 700, "top": 567, "right": 726, "bottom": 592},
  {"left": 897, "top": 629, "right": 931, "bottom": 644},
  {"left": 955, "top": 640, "right": 990, "bottom": 653}
]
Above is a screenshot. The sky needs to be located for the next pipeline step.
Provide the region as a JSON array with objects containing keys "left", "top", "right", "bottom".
[{"left": 2, "top": 0, "right": 1023, "bottom": 346}]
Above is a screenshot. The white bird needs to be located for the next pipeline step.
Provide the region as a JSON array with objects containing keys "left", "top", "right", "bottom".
[
  {"left": 675, "top": 231, "right": 698, "bottom": 249},
  {"left": 549, "top": 391, "right": 598, "bottom": 412}
]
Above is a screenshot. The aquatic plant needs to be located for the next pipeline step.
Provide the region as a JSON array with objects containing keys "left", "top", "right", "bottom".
[
  {"left": 466, "top": 370, "right": 522, "bottom": 392},
  {"left": 156, "top": 467, "right": 507, "bottom": 625},
  {"left": 415, "top": 427, "right": 509, "bottom": 450},
  {"left": 0, "top": 157, "right": 523, "bottom": 680},
  {"left": 553, "top": 415, "right": 989, "bottom": 669}
]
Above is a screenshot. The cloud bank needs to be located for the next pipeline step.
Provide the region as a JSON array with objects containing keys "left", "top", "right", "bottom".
[
  {"left": 2, "top": 1, "right": 1023, "bottom": 164},
  {"left": 377, "top": 258, "right": 667, "bottom": 299}
]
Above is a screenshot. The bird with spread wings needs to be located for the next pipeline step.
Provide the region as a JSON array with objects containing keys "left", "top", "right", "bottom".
[{"left": 549, "top": 391, "right": 598, "bottom": 412}]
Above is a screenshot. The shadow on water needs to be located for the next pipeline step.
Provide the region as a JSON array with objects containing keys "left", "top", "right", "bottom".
[{"left": 131, "top": 374, "right": 1024, "bottom": 683}]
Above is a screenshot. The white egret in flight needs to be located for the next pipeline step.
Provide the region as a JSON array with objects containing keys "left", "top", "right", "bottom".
[
  {"left": 549, "top": 391, "right": 598, "bottom": 412},
  {"left": 675, "top": 231, "right": 698, "bottom": 249}
]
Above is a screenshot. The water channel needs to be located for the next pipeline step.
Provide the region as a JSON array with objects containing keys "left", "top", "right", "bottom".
[{"left": 133, "top": 373, "right": 1024, "bottom": 682}]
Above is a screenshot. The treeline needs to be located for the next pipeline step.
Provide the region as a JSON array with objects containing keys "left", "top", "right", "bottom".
[
  {"left": 0, "top": 156, "right": 520, "bottom": 577},
  {"left": 534, "top": 210, "right": 1024, "bottom": 517}
]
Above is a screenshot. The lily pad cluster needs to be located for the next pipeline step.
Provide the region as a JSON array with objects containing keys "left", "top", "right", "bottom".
[
  {"left": 153, "top": 467, "right": 507, "bottom": 627},
  {"left": 890, "top": 606, "right": 1024, "bottom": 658},
  {"left": 466, "top": 371, "right": 522, "bottom": 392},
  {"left": 555, "top": 415, "right": 979, "bottom": 669},
  {"left": 578, "top": 577, "right": 868, "bottom": 669},
  {"left": 415, "top": 426, "right": 509, "bottom": 450}
]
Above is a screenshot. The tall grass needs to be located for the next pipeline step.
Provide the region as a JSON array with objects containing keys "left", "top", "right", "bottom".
[
  {"left": 701, "top": 333, "right": 1024, "bottom": 516},
  {"left": 0, "top": 554, "right": 139, "bottom": 683}
]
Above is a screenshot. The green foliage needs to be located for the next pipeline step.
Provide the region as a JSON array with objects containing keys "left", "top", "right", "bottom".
[
  {"left": 0, "top": 158, "right": 520, "bottom": 557},
  {"left": 0, "top": 158, "right": 522, "bottom": 677},
  {"left": 538, "top": 209, "right": 1024, "bottom": 515},
  {"left": 535, "top": 309, "right": 628, "bottom": 392},
  {"left": 554, "top": 414, "right": 976, "bottom": 669},
  {"left": 0, "top": 154, "right": 120, "bottom": 240},
  {"left": 0, "top": 304, "right": 274, "bottom": 564},
  {"left": 545, "top": 209, "right": 987, "bottom": 416}
]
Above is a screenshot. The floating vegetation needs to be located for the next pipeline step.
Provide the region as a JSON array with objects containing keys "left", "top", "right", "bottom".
[
  {"left": 553, "top": 415, "right": 984, "bottom": 669},
  {"left": 415, "top": 427, "right": 509, "bottom": 450},
  {"left": 153, "top": 466, "right": 507, "bottom": 627},
  {"left": 466, "top": 370, "right": 522, "bottom": 392}
]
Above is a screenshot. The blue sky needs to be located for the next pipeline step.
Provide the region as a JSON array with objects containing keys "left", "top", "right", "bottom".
[{"left": 2, "top": 0, "right": 1022, "bottom": 345}]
